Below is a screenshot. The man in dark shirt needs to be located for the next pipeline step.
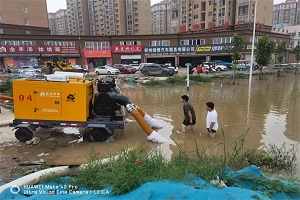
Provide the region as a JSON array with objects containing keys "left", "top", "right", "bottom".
[{"left": 181, "top": 95, "right": 196, "bottom": 132}]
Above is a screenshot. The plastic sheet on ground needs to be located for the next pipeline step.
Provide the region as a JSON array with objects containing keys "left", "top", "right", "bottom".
[{"left": 1, "top": 165, "right": 299, "bottom": 200}]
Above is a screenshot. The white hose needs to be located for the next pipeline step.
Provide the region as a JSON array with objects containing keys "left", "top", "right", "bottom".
[
  {"left": 0, "top": 148, "right": 133, "bottom": 194},
  {"left": 0, "top": 120, "right": 13, "bottom": 127}
]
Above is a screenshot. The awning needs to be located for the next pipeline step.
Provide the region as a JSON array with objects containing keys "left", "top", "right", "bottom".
[
  {"left": 41, "top": 54, "right": 80, "bottom": 57},
  {"left": 0, "top": 54, "right": 40, "bottom": 57},
  {"left": 121, "top": 55, "right": 141, "bottom": 59}
]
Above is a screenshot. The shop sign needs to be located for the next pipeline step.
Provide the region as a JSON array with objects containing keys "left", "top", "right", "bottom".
[
  {"left": 112, "top": 45, "right": 142, "bottom": 53},
  {"left": 143, "top": 46, "right": 196, "bottom": 55},
  {"left": 83, "top": 50, "right": 111, "bottom": 58},
  {"left": 0, "top": 46, "right": 79, "bottom": 54},
  {"left": 195, "top": 43, "right": 252, "bottom": 54}
]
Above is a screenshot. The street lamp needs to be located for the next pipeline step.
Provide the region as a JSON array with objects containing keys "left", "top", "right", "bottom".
[
  {"left": 247, "top": 0, "right": 259, "bottom": 127},
  {"left": 249, "top": 0, "right": 259, "bottom": 93}
]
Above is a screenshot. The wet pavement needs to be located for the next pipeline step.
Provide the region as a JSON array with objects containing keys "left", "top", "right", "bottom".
[{"left": 0, "top": 72, "right": 299, "bottom": 181}]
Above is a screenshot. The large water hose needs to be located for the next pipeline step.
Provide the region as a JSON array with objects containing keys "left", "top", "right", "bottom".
[
  {"left": 0, "top": 95, "right": 13, "bottom": 101},
  {"left": 0, "top": 120, "right": 13, "bottom": 127}
]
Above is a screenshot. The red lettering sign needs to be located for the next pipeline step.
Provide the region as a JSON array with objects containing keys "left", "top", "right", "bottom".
[
  {"left": 180, "top": 24, "right": 186, "bottom": 32},
  {"left": 193, "top": 24, "right": 201, "bottom": 31},
  {"left": 0, "top": 46, "right": 79, "bottom": 54},
  {"left": 208, "top": 22, "right": 215, "bottom": 30},
  {"left": 222, "top": 22, "right": 229, "bottom": 30},
  {"left": 112, "top": 45, "right": 142, "bottom": 54}
]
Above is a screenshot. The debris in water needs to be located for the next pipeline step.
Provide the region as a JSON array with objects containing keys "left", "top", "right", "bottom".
[{"left": 37, "top": 152, "right": 50, "bottom": 157}]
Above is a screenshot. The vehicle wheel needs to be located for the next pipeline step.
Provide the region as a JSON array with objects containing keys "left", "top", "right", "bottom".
[
  {"left": 107, "top": 71, "right": 111, "bottom": 75},
  {"left": 53, "top": 67, "right": 61, "bottom": 73},
  {"left": 15, "top": 128, "right": 33, "bottom": 143},
  {"left": 217, "top": 68, "right": 221, "bottom": 71},
  {"left": 87, "top": 128, "right": 110, "bottom": 142},
  {"left": 162, "top": 71, "right": 168, "bottom": 76},
  {"left": 96, "top": 71, "right": 100, "bottom": 75},
  {"left": 144, "top": 71, "right": 150, "bottom": 76}
]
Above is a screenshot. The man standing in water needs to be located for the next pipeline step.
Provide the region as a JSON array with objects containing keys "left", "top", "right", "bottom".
[
  {"left": 206, "top": 102, "right": 218, "bottom": 138},
  {"left": 181, "top": 95, "right": 196, "bottom": 132}
]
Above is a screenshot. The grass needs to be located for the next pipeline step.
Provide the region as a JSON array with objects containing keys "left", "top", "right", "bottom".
[
  {"left": 40, "top": 132, "right": 299, "bottom": 196},
  {"left": 0, "top": 80, "right": 12, "bottom": 95},
  {"left": 143, "top": 75, "right": 216, "bottom": 86}
]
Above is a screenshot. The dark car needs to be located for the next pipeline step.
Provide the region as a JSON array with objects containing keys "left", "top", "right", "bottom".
[
  {"left": 141, "top": 64, "right": 174, "bottom": 76},
  {"left": 114, "top": 64, "right": 137, "bottom": 74}
]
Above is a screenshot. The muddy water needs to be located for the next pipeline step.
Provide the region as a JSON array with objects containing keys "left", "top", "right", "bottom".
[{"left": 0, "top": 74, "right": 299, "bottom": 178}]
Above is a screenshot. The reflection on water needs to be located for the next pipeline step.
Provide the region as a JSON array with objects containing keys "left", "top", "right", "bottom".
[{"left": 120, "top": 74, "right": 300, "bottom": 175}]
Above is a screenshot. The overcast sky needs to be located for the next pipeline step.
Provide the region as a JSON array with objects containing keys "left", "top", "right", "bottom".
[{"left": 46, "top": 0, "right": 285, "bottom": 13}]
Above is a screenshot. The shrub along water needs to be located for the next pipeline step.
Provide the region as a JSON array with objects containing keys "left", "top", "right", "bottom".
[
  {"left": 41, "top": 132, "right": 299, "bottom": 196},
  {"left": 144, "top": 75, "right": 216, "bottom": 86}
]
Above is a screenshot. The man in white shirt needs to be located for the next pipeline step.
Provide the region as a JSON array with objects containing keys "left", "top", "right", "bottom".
[{"left": 206, "top": 102, "right": 218, "bottom": 138}]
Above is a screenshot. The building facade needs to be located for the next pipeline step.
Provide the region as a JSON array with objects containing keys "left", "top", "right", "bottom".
[
  {"left": 0, "top": 25, "right": 290, "bottom": 71},
  {"left": 66, "top": 0, "right": 90, "bottom": 35},
  {"left": 151, "top": 0, "right": 171, "bottom": 34},
  {"left": 48, "top": 9, "right": 68, "bottom": 35},
  {"left": 0, "top": 0, "right": 49, "bottom": 34},
  {"left": 154, "top": 0, "right": 273, "bottom": 34},
  {"left": 273, "top": 0, "right": 298, "bottom": 26},
  {"left": 88, "top": 0, "right": 151, "bottom": 36}
]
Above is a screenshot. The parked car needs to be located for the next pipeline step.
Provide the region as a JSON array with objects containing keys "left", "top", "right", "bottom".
[
  {"left": 213, "top": 60, "right": 231, "bottom": 67},
  {"left": 114, "top": 64, "right": 137, "bottom": 74},
  {"left": 139, "top": 63, "right": 155, "bottom": 70},
  {"left": 129, "top": 64, "right": 140, "bottom": 70},
  {"left": 236, "top": 64, "right": 250, "bottom": 71},
  {"left": 19, "top": 66, "right": 42, "bottom": 74},
  {"left": 214, "top": 64, "right": 228, "bottom": 71},
  {"left": 94, "top": 66, "right": 120, "bottom": 75},
  {"left": 141, "top": 64, "right": 174, "bottom": 76}
]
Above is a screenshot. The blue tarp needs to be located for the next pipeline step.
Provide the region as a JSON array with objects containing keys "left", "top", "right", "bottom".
[{"left": 1, "top": 165, "right": 299, "bottom": 200}]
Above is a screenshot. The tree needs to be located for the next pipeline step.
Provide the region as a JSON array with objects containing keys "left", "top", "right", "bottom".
[
  {"left": 224, "top": 34, "right": 244, "bottom": 84},
  {"left": 255, "top": 35, "right": 275, "bottom": 80},
  {"left": 275, "top": 41, "right": 287, "bottom": 77},
  {"left": 293, "top": 44, "right": 300, "bottom": 74}
]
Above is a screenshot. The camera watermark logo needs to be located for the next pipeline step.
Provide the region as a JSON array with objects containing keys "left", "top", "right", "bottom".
[{"left": 10, "top": 185, "right": 21, "bottom": 194}]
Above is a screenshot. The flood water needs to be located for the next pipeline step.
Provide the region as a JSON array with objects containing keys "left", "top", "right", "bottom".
[
  {"left": 121, "top": 73, "right": 300, "bottom": 176},
  {"left": 0, "top": 73, "right": 299, "bottom": 177}
]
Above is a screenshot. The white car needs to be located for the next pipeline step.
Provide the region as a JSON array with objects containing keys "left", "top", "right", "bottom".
[
  {"left": 214, "top": 64, "right": 228, "bottom": 71},
  {"left": 94, "top": 66, "right": 120, "bottom": 75}
]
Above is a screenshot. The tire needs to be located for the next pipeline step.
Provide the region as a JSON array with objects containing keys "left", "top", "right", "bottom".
[
  {"left": 53, "top": 67, "right": 61, "bottom": 73},
  {"left": 144, "top": 71, "right": 150, "bottom": 76},
  {"left": 96, "top": 71, "right": 100, "bottom": 75},
  {"left": 107, "top": 71, "right": 111, "bottom": 75},
  {"left": 162, "top": 71, "right": 169, "bottom": 76},
  {"left": 15, "top": 128, "right": 33, "bottom": 143},
  {"left": 216, "top": 68, "right": 221, "bottom": 71},
  {"left": 87, "top": 128, "right": 110, "bottom": 142}
]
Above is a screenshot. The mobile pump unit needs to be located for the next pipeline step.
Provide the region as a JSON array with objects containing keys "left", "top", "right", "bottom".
[{"left": 9, "top": 72, "right": 167, "bottom": 143}]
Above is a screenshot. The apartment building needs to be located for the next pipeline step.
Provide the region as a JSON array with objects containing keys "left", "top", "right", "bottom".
[
  {"left": 66, "top": 0, "right": 90, "bottom": 35},
  {"left": 151, "top": 0, "right": 172, "bottom": 34},
  {"left": 88, "top": 0, "right": 151, "bottom": 36},
  {"left": 153, "top": 0, "right": 272, "bottom": 34},
  {"left": 273, "top": 0, "right": 297, "bottom": 26},
  {"left": 48, "top": 9, "right": 68, "bottom": 35},
  {"left": 0, "top": 0, "right": 48, "bottom": 28}
]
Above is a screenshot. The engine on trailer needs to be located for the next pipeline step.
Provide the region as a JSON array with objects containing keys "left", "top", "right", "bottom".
[{"left": 93, "top": 77, "right": 129, "bottom": 120}]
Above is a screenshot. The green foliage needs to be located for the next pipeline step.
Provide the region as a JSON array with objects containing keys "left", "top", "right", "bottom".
[
  {"left": 143, "top": 76, "right": 215, "bottom": 86},
  {"left": 41, "top": 133, "right": 298, "bottom": 196},
  {"left": 293, "top": 44, "right": 300, "bottom": 66},
  {"left": 255, "top": 35, "right": 275, "bottom": 68},
  {"left": 223, "top": 34, "right": 244, "bottom": 67},
  {"left": 276, "top": 41, "right": 287, "bottom": 64},
  {"left": 0, "top": 81, "right": 12, "bottom": 96}
]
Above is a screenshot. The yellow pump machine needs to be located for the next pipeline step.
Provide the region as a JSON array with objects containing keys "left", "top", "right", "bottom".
[{"left": 10, "top": 73, "right": 167, "bottom": 143}]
